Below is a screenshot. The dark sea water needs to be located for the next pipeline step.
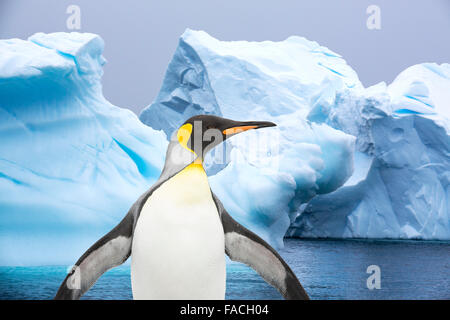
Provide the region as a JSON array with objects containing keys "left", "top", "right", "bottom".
[{"left": 0, "top": 239, "right": 449, "bottom": 300}]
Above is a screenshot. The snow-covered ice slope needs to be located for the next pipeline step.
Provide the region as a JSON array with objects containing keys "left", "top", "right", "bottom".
[
  {"left": 0, "top": 33, "right": 167, "bottom": 265},
  {"left": 141, "top": 30, "right": 450, "bottom": 243}
]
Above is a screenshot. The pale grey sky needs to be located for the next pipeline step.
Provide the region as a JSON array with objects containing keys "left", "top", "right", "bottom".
[{"left": 1, "top": 0, "right": 449, "bottom": 114}]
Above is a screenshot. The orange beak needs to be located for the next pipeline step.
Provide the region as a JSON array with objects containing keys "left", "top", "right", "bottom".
[
  {"left": 222, "top": 121, "right": 276, "bottom": 137},
  {"left": 222, "top": 125, "right": 258, "bottom": 135}
]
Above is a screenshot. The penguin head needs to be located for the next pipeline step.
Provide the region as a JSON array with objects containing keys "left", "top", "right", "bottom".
[{"left": 175, "top": 115, "right": 276, "bottom": 162}]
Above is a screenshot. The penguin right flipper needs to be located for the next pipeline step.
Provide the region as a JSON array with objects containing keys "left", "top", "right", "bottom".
[
  {"left": 54, "top": 187, "right": 157, "bottom": 300},
  {"left": 212, "top": 193, "right": 309, "bottom": 300}
]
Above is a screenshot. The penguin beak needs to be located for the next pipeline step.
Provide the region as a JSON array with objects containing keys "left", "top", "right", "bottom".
[{"left": 222, "top": 121, "right": 276, "bottom": 136}]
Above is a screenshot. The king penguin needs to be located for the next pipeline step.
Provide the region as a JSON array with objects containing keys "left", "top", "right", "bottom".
[{"left": 55, "top": 115, "right": 309, "bottom": 300}]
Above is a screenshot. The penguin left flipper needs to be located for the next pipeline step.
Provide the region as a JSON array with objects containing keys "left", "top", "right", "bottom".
[
  {"left": 54, "top": 212, "right": 134, "bottom": 299},
  {"left": 54, "top": 186, "right": 158, "bottom": 300},
  {"left": 212, "top": 193, "right": 310, "bottom": 300}
]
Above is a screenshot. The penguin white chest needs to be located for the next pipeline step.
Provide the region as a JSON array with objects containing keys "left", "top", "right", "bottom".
[{"left": 131, "top": 164, "right": 226, "bottom": 300}]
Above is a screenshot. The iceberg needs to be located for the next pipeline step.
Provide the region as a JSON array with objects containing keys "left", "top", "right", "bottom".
[
  {"left": 289, "top": 63, "right": 450, "bottom": 239},
  {"left": 1, "top": 30, "right": 449, "bottom": 266},
  {"left": 141, "top": 30, "right": 450, "bottom": 243},
  {"left": 141, "top": 30, "right": 358, "bottom": 247},
  {"left": 0, "top": 33, "right": 168, "bottom": 265}
]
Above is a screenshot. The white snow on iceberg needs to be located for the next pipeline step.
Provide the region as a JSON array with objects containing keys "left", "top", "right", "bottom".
[{"left": 0, "top": 33, "right": 167, "bottom": 265}]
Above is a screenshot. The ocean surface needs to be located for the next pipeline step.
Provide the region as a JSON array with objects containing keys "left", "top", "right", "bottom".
[{"left": 0, "top": 239, "right": 449, "bottom": 300}]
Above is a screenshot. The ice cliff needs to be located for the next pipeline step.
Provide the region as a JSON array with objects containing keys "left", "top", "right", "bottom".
[
  {"left": 141, "top": 30, "right": 450, "bottom": 243},
  {"left": 0, "top": 33, "right": 167, "bottom": 265}
]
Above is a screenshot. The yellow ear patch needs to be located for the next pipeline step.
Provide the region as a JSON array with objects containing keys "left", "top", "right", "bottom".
[{"left": 177, "top": 123, "right": 195, "bottom": 154}]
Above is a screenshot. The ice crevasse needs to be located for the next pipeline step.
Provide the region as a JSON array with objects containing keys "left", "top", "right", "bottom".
[{"left": 0, "top": 30, "right": 449, "bottom": 265}]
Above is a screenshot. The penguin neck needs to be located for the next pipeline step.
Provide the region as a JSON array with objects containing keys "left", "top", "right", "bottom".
[
  {"left": 176, "top": 155, "right": 206, "bottom": 180},
  {"left": 179, "top": 161, "right": 206, "bottom": 177},
  {"left": 157, "top": 140, "right": 206, "bottom": 184},
  {"left": 183, "top": 160, "right": 205, "bottom": 173},
  {"left": 163, "top": 159, "right": 210, "bottom": 205}
]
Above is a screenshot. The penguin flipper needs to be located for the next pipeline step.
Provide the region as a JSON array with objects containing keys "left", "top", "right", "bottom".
[
  {"left": 54, "top": 186, "right": 158, "bottom": 300},
  {"left": 54, "top": 211, "right": 134, "bottom": 300},
  {"left": 212, "top": 193, "right": 309, "bottom": 300}
]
